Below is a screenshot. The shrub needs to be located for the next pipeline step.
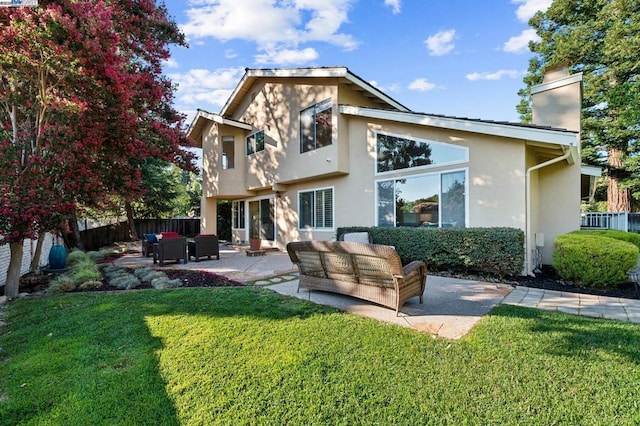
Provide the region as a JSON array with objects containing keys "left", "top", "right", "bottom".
[
  {"left": 337, "top": 226, "right": 524, "bottom": 277},
  {"left": 553, "top": 233, "right": 638, "bottom": 288},
  {"left": 573, "top": 229, "right": 640, "bottom": 249},
  {"left": 48, "top": 276, "right": 76, "bottom": 293}
]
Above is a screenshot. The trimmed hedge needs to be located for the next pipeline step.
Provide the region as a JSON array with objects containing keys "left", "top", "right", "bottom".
[
  {"left": 338, "top": 226, "right": 524, "bottom": 277},
  {"left": 553, "top": 233, "right": 639, "bottom": 288},
  {"left": 572, "top": 229, "right": 640, "bottom": 249}
]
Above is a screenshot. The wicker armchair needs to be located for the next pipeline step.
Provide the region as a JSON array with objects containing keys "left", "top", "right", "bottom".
[
  {"left": 188, "top": 234, "right": 220, "bottom": 261},
  {"left": 154, "top": 237, "right": 188, "bottom": 266},
  {"left": 286, "top": 241, "right": 427, "bottom": 314}
]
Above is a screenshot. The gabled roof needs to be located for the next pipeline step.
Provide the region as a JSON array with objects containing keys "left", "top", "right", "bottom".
[
  {"left": 188, "top": 109, "right": 252, "bottom": 147},
  {"left": 220, "top": 66, "right": 410, "bottom": 118}
]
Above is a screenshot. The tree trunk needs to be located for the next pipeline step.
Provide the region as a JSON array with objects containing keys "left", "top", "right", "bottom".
[
  {"left": 29, "top": 232, "right": 46, "bottom": 272},
  {"left": 69, "top": 213, "right": 84, "bottom": 251},
  {"left": 125, "top": 201, "right": 137, "bottom": 240},
  {"left": 5, "top": 240, "right": 24, "bottom": 299},
  {"left": 607, "top": 147, "right": 631, "bottom": 212}
]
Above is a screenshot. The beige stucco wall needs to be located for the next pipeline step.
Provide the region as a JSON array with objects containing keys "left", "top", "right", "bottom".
[
  {"left": 535, "top": 159, "right": 581, "bottom": 263},
  {"left": 200, "top": 74, "right": 581, "bottom": 273}
]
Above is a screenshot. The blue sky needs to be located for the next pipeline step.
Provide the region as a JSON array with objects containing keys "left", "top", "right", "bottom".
[{"left": 163, "top": 0, "right": 552, "bottom": 125}]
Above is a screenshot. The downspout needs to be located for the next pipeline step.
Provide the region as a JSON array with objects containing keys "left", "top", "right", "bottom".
[{"left": 524, "top": 148, "right": 572, "bottom": 276}]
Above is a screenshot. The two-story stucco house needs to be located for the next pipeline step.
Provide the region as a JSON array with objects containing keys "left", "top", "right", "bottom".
[{"left": 188, "top": 65, "right": 586, "bottom": 275}]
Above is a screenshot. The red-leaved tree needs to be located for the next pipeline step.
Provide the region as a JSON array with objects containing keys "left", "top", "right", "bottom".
[{"left": 0, "top": 1, "right": 196, "bottom": 298}]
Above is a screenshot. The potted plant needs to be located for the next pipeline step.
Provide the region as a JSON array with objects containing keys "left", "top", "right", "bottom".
[{"left": 249, "top": 220, "right": 261, "bottom": 250}]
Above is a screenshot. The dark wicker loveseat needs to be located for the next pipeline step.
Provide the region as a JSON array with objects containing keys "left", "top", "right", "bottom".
[{"left": 286, "top": 241, "right": 427, "bottom": 314}]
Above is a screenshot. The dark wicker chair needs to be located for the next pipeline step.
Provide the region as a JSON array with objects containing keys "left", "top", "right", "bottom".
[
  {"left": 154, "top": 237, "right": 188, "bottom": 266},
  {"left": 188, "top": 234, "right": 220, "bottom": 261}
]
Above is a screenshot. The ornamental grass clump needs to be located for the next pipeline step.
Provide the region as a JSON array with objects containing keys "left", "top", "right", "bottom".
[
  {"left": 151, "top": 277, "right": 183, "bottom": 289},
  {"left": 109, "top": 274, "right": 142, "bottom": 290},
  {"left": 139, "top": 270, "right": 167, "bottom": 283},
  {"left": 47, "top": 275, "right": 76, "bottom": 293},
  {"left": 78, "top": 280, "right": 102, "bottom": 290}
]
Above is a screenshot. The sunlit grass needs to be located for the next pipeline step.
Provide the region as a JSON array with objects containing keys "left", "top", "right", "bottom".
[{"left": 1, "top": 288, "right": 639, "bottom": 425}]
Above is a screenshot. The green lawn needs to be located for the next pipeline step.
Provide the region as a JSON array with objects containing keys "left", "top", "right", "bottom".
[{"left": 1, "top": 287, "right": 640, "bottom": 425}]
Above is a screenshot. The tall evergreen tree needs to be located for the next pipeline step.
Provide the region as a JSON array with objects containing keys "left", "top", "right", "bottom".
[{"left": 517, "top": 0, "right": 640, "bottom": 212}]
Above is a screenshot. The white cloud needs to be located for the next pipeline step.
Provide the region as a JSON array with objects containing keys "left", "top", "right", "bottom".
[
  {"left": 408, "top": 78, "right": 436, "bottom": 92},
  {"left": 424, "top": 29, "right": 456, "bottom": 56},
  {"left": 511, "top": 0, "right": 552, "bottom": 23},
  {"left": 370, "top": 80, "right": 401, "bottom": 92},
  {"left": 255, "top": 47, "right": 319, "bottom": 65},
  {"left": 224, "top": 49, "right": 238, "bottom": 59},
  {"left": 163, "top": 58, "right": 179, "bottom": 69},
  {"left": 384, "top": 0, "right": 401, "bottom": 14},
  {"left": 168, "top": 67, "right": 245, "bottom": 106},
  {"left": 503, "top": 29, "right": 540, "bottom": 53},
  {"left": 465, "top": 69, "right": 521, "bottom": 81},
  {"left": 180, "top": 0, "right": 359, "bottom": 63}
]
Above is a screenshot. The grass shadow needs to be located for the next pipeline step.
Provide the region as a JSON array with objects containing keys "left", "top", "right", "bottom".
[{"left": 0, "top": 287, "right": 337, "bottom": 425}]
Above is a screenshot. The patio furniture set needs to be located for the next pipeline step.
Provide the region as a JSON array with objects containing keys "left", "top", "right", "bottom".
[{"left": 142, "top": 232, "right": 220, "bottom": 266}]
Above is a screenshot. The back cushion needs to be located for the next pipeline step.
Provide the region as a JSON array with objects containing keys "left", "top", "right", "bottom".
[
  {"left": 342, "top": 232, "right": 370, "bottom": 243},
  {"left": 296, "top": 252, "right": 326, "bottom": 278}
]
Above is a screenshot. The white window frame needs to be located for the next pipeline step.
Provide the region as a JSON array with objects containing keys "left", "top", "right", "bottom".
[
  {"left": 297, "top": 186, "right": 335, "bottom": 231},
  {"left": 374, "top": 131, "right": 469, "bottom": 176},
  {"left": 375, "top": 168, "right": 469, "bottom": 228},
  {"left": 246, "top": 130, "right": 265, "bottom": 156},
  {"left": 232, "top": 201, "right": 245, "bottom": 230}
]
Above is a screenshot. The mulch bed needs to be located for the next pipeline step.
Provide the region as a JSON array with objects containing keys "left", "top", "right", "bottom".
[{"left": 434, "top": 264, "right": 640, "bottom": 300}]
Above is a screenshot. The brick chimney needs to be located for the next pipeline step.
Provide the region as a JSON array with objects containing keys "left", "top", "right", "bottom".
[{"left": 531, "top": 64, "right": 583, "bottom": 133}]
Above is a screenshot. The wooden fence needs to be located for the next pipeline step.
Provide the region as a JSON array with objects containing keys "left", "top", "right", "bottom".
[{"left": 80, "top": 218, "right": 200, "bottom": 251}]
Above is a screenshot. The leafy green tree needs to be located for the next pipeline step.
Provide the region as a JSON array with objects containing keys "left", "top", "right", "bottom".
[{"left": 517, "top": 0, "right": 640, "bottom": 212}]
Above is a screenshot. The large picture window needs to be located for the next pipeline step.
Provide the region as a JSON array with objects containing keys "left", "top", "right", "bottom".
[
  {"left": 299, "top": 187, "right": 334, "bottom": 229},
  {"left": 376, "top": 132, "right": 468, "bottom": 173},
  {"left": 246, "top": 130, "right": 265, "bottom": 155},
  {"left": 376, "top": 170, "right": 466, "bottom": 228},
  {"left": 232, "top": 201, "right": 245, "bottom": 229},
  {"left": 300, "top": 99, "right": 332, "bottom": 153}
]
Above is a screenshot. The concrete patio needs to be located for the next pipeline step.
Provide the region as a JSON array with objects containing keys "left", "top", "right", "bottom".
[{"left": 114, "top": 243, "right": 640, "bottom": 339}]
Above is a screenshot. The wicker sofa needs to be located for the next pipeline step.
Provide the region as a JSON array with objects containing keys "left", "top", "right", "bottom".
[{"left": 286, "top": 241, "right": 427, "bottom": 314}]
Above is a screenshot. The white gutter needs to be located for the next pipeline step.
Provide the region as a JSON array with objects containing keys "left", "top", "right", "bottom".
[{"left": 524, "top": 148, "right": 572, "bottom": 275}]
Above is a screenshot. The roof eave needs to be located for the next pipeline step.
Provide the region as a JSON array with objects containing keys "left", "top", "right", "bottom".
[{"left": 339, "top": 105, "right": 578, "bottom": 147}]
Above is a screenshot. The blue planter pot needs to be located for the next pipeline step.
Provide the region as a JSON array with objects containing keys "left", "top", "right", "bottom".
[{"left": 49, "top": 245, "right": 67, "bottom": 270}]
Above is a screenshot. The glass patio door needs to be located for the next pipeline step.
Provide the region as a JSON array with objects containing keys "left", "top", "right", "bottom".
[{"left": 248, "top": 199, "right": 275, "bottom": 241}]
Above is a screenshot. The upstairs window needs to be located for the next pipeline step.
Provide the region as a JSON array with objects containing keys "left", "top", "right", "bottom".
[
  {"left": 222, "top": 136, "right": 234, "bottom": 169},
  {"left": 376, "top": 132, "right": 468, "bottom": 173},
  {"left": 300, "top": 99, "right": 332, "bottom": 153},
  {"left": 246, "top": 130, "right": 265, "bottom": 155}
]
